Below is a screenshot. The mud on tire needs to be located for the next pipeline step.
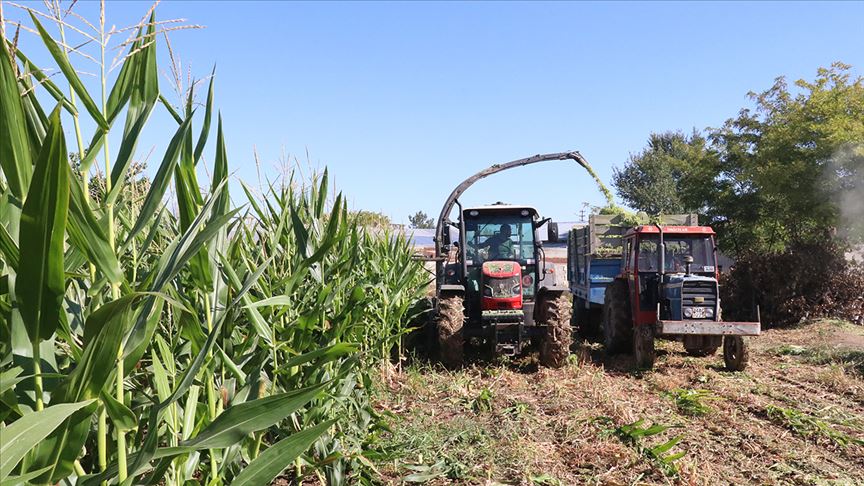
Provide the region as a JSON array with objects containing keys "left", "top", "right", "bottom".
[
  {"left": 602, "top": 278, "right": 632, "bottom": 354},
  {"left": 723, "top": 335, "right": 749, "bottom": 371},
  {"left": 539, "top": 291, "right": 573, "bottom": 368},
  {"left": 436, "top": 294, "right": 465, "bottom": 368}
]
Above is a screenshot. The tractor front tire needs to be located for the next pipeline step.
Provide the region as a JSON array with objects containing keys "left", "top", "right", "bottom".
[
  {"left": 436, "top": 294, "right": 465, "bottom": 368},
  {"left": 602, "top": 279, "right": 632, "bottom": 354},
  {"left": 683, "top": 335, "right": 721, "bottom": 357},
  {"left": 723, "top": 336, "right": 749, "bottom": 371},
  {"left": 633, "top": 324, "right": 656, "bottom": 369},
  {"left": 539, "top": 292, "right": 573, "bottom": 368}
]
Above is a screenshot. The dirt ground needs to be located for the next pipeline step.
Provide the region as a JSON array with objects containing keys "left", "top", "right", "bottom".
[{"left": 372, "top": 320, "right": 864, "bottom": 485}]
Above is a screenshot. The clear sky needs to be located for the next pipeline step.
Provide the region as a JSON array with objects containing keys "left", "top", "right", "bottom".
[{"left": 5, "top": 1, "right": 864, "bottom": 224}]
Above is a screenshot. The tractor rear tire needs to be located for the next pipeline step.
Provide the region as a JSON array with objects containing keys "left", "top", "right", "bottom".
[
  {"left": 723, "top": 336, "right": 749, "bottom": 371},
  {"left": 602, "top": 279, "right": 632, "bottom": 354},
  {"left": 437, "top": 294, "right": 465, "bottom": 368},
  {"left": 633, "top": 324, "right": 656, "bottom": 369},
  {"left": 683, "top": 335, "right": 721, "bottom": 357},
  {"left": 539, "top": 292, "right": 573, "bottom": 368}
]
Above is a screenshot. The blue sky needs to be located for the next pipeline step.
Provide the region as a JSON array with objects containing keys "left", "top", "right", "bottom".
[{"left": 5, "top": 1, "right": 864, "bottom": 224}]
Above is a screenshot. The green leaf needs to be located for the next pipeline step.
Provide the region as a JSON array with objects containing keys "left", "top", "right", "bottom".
[
  {"left": 66, "top": 176, "right": 123, "bottom": 283},
  {"left": 174, "top": 383, "right": 327, "bottom": 451},
  {"left": 0, "top": 466, "right": 52, "bottom": 486},
  {"left": 0, "top": 42, "right": 33, "bottom": 200},
  {"left": 100, "top": 390, "right": 137, "bottom": 432},
  {"left": 105, "top": 15, "right": 159, "bottom": 206},
  {"left": 28, "top": 13, "right": 108, "bottom": 130},
  {"left": 28, "top": 294, "right": 142, "bottom": 482},
  {"left": 124, "top": 114, "right": 193, "bottom": 246},
  {"left": 280, "top": 343, "right": 358, "bottom": 369},
  {"left": 193, "top": 70, "right": 216, "bottom": 165},
  {"left": 0, "top": 223, "right": 19, "bottom": 271},
  {"left": 11, "top": 46, "right": 77, "bottom": 116},
  {"left": 0, "top": 367, "right": 23, "bottom": 394},
  {"left": 16, "top": 107, "right": 69, "bottom": 343},
  {"left": 0, "top": 399, "right": 95, "bottom": 480},
  {"left": 231, "top": 420, "right": 335, "bottom": 486}
]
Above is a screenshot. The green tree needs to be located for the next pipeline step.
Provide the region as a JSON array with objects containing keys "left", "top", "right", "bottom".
[
  {"left": 612, "top": 131, "right": 714, "bottom": 215},
  {"left": 706, "top": 62, "right": 864, "bottom": 255},
  {"left": 408, "top": 210, "right": 434, "bottom": 229},
  {"left": 616, "top": 63, "right": 864, "bottom": 257},
  {"left": 351, "top": 210, "right": 391, "bottom": 228}
]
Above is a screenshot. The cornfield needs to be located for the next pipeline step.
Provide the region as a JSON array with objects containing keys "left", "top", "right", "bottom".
[{"left": 0, "top": 2, "right": 426, "bottom": 485}]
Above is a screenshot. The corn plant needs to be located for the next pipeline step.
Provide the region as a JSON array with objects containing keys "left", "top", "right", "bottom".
[{"left": 0, "top": 2, "right": 426, "bottom": 485}]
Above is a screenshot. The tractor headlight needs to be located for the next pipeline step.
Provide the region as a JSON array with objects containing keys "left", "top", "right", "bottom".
[
  {"left": 705, "top": 307, "right": 714, "bottom": 318},
  {"left": 483, "top": 286, "right": 492, "bottom": 297},
  {"left": 683, "top": 307, "right": 692, "bottom": 318}
]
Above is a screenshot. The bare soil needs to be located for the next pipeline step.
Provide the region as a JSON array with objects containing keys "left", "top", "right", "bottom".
[{"left": 373, "top": 320, "right": 864, "bottom": 485}]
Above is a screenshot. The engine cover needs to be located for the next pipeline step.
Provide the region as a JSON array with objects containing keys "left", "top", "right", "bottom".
[{"left": 481, "top": 261, "right": 523, "bottom": 311}]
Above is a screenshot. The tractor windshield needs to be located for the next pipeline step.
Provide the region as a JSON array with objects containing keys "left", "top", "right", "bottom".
[
  {"left": 464, "top": 215, "right": 535, "bottom": 264},
  {"left": 637, "top": 236, "right": 715, "bottom": 273}
]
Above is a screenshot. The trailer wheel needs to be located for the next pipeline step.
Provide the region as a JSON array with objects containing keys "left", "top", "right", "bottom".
[
  {"left": 723, "top": 336, "right": 749, "bottom": 371},
  {"left": 633, "top": 324, "right": 656, "bottom": 369},
  {"left": 437, "top": 294, "right": 464, "bottom": 368},
  {"left": 602, "top": 279, "right": 632, "bottom": 354},
  {"left": 539, "top": 292, "right": 573, "bottom": 368},
  {"left": 683, "top": 335, "right": 721, "bottom": 357}
]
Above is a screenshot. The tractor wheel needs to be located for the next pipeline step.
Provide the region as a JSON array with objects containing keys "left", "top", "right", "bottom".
[
  {"left": 436, "top": 294, "right": 465, "bottom": 368},
  {"left": 539, "top": 292, "right": 573, "bottom": 368},
  {"left": 683, "top": 335, "right": 721, "bottom": 357},
  {"left": 633, "top": 324, "right": 656, "bottom": 369},
  {"left": 723, "top": 336, "right": 749, "bottom": 371},
  {"left": 602, "top": 279, "right": 632, "bottom": 354}
]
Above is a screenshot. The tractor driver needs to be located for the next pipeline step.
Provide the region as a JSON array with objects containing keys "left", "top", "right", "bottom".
[{"left": 477, "top": 224, "right": 515, "bottom": 260}]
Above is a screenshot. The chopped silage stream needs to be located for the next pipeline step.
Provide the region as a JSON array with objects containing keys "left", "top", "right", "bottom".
[{"left": 371, "top": 320, "right": 864, "bottom": 485}]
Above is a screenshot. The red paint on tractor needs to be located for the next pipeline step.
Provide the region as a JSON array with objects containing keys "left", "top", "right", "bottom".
[{"left": 481, "top": 261, "right": 523, "bottom": 311}]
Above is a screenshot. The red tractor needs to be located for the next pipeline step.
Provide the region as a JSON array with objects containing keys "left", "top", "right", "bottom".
[{"left": 602, "top": 223, "right": 760, "bottom": 370}]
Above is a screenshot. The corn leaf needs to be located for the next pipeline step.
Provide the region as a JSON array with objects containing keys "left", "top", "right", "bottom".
[
  {"left": 0, "top": 399, "right": 95, "bottom": 480},
  {"left": 28, "top": 13, "right": 108, "bottom": 130},
  {"left": 231, "top": 420, "right": 335, "bottom": 486},
  {"left": 100, "top": 389, "right": 137, "bottom": 432},
  {"left": 0, "top": 223, "right": 19, "bottom": 271},
  {"left": 0, "top": 42, "right": 33, "bottom": 199},
  {"left": 11, "top": 46, "right": 77, "bottom": 116},
  {"left": 16, "top": 107, "right": 69, "bottom": 343},
  {"left": 66, "top": 176, "right": 123, "bottom": 283},
  {"left": 124, "top": 115, "right": 193, "bottom": 247}
]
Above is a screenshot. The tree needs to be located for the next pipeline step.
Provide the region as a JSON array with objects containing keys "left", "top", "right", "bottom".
[
  {"left": 612, "top": 131, "right": 714, "bottom": 215},
  {"left": 615, "top": 63, "right": 864, "bottom": 257},
  {"left": 408, "top": 211, "right": 434, "bottom": 229},
  {"left": 705, "top": 62, "right": 864, "bottom": 255},
  {"left": 351, "top": 210, "right": 391, "bottom": 228}
]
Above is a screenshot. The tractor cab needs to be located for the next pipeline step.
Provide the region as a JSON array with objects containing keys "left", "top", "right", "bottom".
[
  {"left": 624, "top": 225, "right": 720, "bottom": 325},
  {"left": 458, "top": 206, "right": 541, "bottom": 331}
]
